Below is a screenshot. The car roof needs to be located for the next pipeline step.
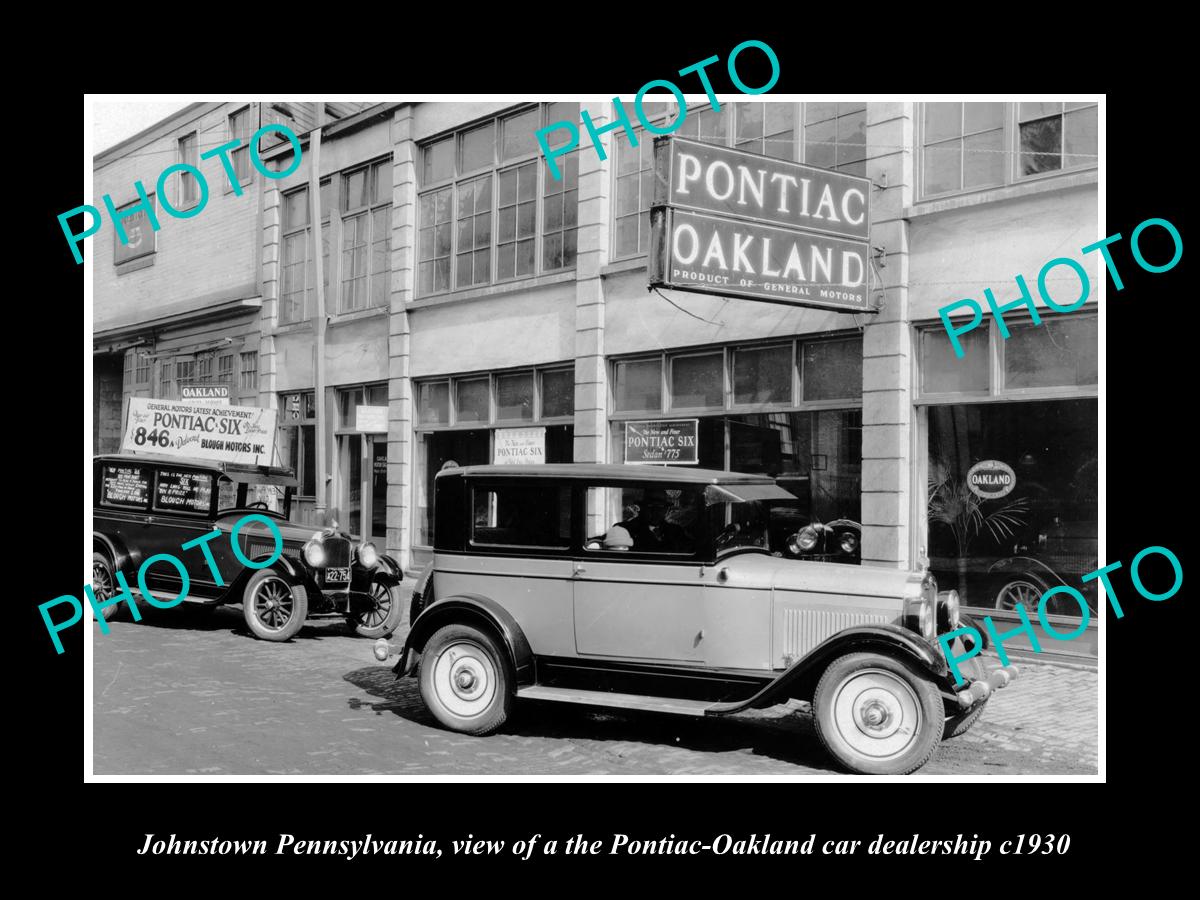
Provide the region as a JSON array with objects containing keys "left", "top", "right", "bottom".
[
  {"left": 94, "top": 453, "right": 299, "bottom": 487},
  {"left": 439, "top": 463, "right": 776, "bottom": 485}
]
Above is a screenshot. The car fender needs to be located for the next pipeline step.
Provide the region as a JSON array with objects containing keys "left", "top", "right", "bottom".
[
  {"left": 220, "top": 553, "right": 310, "bottom": 603},
  {"left": 93, "top": 531, "right": 135, "bottom": 575},
  {"left": 397, "top": 593, "right": 534, "bottom": 686},
  {"left": 372, "top": 554, "right": 403, "bottom": 586},
  {"left": 707, "top": 624, "right": 952, "bottom": 715}
]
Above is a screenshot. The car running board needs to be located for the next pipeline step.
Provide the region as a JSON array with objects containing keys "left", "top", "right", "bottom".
[{"left": 517, "top": 685, "right": 723, "bottom": 717}]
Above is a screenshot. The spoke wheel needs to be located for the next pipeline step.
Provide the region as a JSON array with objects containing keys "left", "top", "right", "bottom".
[
  {"left": 91, "top": 552, "right": 122, "bottom": 622},
  {"left": 995, "top": 579, "right": 1045, "bottom": 613},
  {"left": 242, "top": 570, "right": 307, "bottom": 641},
  {"left": 419, "top": 623, "right": 513, "bottom": 735},
  {"left": 814, "top": 652, "right": 943, "bottom": 775},
  {"left": 347, "top": 580, "right": 403, "bottom": 639}
]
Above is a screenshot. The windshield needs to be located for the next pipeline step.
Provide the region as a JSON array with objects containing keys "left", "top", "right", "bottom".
[
  {"left": 217, "top": 476, "right": 291, "bottom": 515},
  {"left": 709, "top": 498, "right": 807, "bottom": 556}
]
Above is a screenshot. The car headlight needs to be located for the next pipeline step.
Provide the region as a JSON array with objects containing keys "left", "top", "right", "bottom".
[
  {"left": 938, "top": 589, "right": 961, "bottom": 630},
  {"left": 303, "top": 534, "right": 326, "bottom": 568},
  {"left": 904, "top": 596, "right": 936, "bottom": 641},
  {"left": 789, "top": 526, "right": 819, "bottom": 554},
  {"left": 357, "top": 541, "right": 378, "bottom": 569},
  {"left": 839, "top": 531, "right": 858, "bottom": 554}
]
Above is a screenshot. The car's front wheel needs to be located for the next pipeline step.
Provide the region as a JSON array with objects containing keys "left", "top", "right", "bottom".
[
  {"left": 346, "top": 579, "right": 404, "bottom": 639},
  {"left": 92, "top": 552, "right": 122, "bottom": 622},
  {"left": 242, "top": 570, "right": 307, "bottom": 641},
  {"left": 419, "top": 624, "right": 512, "bottom": 735},
  {"left": 813, "top": 652, "right": 944, "bottom": 775}
]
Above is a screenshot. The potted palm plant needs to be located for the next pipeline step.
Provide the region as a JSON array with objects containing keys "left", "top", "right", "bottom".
[{"left": 927, "top": 472, "right": 1029, "bottom": 606}]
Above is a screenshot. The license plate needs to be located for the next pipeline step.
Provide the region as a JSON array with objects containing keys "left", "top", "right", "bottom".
[{"left": 325, "top": 567, "right": 350, "bottom": 584}]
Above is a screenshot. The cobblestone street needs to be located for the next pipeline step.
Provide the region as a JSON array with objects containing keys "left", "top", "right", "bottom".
[{"left": 93, "top": 590, "right": 1098, "bottom": 777}]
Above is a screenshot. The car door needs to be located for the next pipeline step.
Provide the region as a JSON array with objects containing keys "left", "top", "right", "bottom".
[
  {"left": 141, "top": 467, "right": 222, "bottom": 598},
  {"left": 572, "top": 484, "right": 706, "bottom": 662}
]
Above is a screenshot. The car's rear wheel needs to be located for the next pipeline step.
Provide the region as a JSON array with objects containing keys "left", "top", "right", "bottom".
[
  {"left": 813, "top": 652, "right": 944, "bottom": 775},
  {"left": 347, "top": 579, "right": 404, "bottom": 639},
  {"left": 419, "top": 624, "right": 512, "bottom": 736},
  {"left": 994, "top": 577, "right": 1047, "bottom": 613},
  {"left": 242, "top": 570, "right": 307, "bottom": 641},
  {"left": 91, "top": 552, "right": 122, "bottom": 622}
]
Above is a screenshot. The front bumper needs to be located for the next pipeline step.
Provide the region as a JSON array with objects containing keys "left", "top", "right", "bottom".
[{"left": 952, "top": 661, "right": 1019, "bottom": 708}]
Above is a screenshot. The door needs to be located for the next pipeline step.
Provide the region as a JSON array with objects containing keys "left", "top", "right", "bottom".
[
  {"left": 572, "top": 484, "right": 707, "bottom": 662},
  {"left": 368, "top": 437, "right": 388, "bottom": 544},
  {"left": 141, "top": 468, "right": 222, "bottom": 598}
]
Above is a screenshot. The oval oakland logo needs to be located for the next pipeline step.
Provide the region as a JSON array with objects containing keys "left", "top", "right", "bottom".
[{"left": 966, "top": 460, "right": 1016, "bottom": 499}]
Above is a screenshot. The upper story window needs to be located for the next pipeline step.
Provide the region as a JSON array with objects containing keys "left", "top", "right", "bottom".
[
  {"left": 217, "top": 354, "right": 234, "bottom": 385},
  {"left": 178, "top": 132, "right": 200, "bottom": 208},
  {"left": 240, "top": 351, "right": 258, "bottom": 391},
  {"left": 919, "top": 101, "right": 1097, "bottom": 201},
  {"left": 341, "top": 159, "right": 392, "bottom": 312},
  {"left": 280, "top": 183, "right": 332, "bottom": 324},
  {"left": 417, "top": 103, "right": 580, "bottom": 296},
  {"left": 229, "top": 107, "right": 252, "bottom": 184},
  {"left": 612, "top": 101, "right": 865, "bottom": 260}
]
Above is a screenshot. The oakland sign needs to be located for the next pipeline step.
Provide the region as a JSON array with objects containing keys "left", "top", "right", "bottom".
[{"left": 648, "top": 136, "right": 873, "bottom": 313}]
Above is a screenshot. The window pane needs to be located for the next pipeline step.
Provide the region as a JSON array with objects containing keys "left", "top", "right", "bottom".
[
  {"left": 804, "top": 117, "right": 836, "bottom": 169},
  {"left": 461, "top": 122, "right": 494, "bottom": 172},
  {"left": 502, "top": 108, "right": 539, "bottom": 161},
  {"left": 614, "top": 358, "right": 662, "bottom": 412},
  {"left": 544, "top": 102, "right": 580, "bottom": 147},
  {"left": 802, "top": 338, "right": 862, "bottom": 401},
  {"left": 964, "top": 102, "right": 1004, "bottom": 134},
  {"left": 472, "top": 485, "right": 572, "bottom": 548},
  {"left": 516, "top": 238, "right": 535, "bottom": 275},
  {"left": 496, "top": 372, "right": 534, "bottom": 421},
  {"left": 1064, "top": 106, "right": 1097, "bottom": 169},
  {"left": 1019, "top": 102, "right": 1061, "bottom": 122},
  {"left": 615, "top": 215, "right": 640, "bottom": 257},
  {"left": 301, "top": 424, "right": 316, "bottom": 495},
  {"left": 456, "top": 378, "right": 490, "bottom": 423},
  {"left": 419, "top": 381, "right": 449, "bottom": 424},
  {"left": 344, "top": 169, "right": 367, "bottom": 210},
  {"left": 924, "top": 102, "right": 961, "bottom": 143},
  {"left": 963, "top": 129, "right": 1004, "bottom": 189},
  {"left": 836, "top": 110, "right": 866, "bottom": 165},
  {"left": 670, "top": 353, "right": 723, "bottom": 409},
  {"left": 922, "top": 328, "right": 988, "bottom": 393},
  {"left": 541, "top": 369, "right": 574, "bottom": 419},
  {"left": 734, "top": 344, "right": 792, "bottom": 405},
  {"left": 374, "top": 160, "right": 392, "bottom": 204},
  {"left": 736, "top": 103, "right": 763, "bottom": 145},
  {"left": 284, "top": 189, "right": 308, "bottom": 230},
  {"left": 1020, "top": 117, "right": 1063, "bottom": 175},
  {"left": 1004, "top": 318, "right": 1097, "bottom": 388},
  {"left": 805, "top": 102, "right": 837, "bottom": 123},
  {"left": 424, "top": 138, "right": 453, "bottom": 183},
  {"left": 923, "top": 139, "right": 962, "bottom": 195}
]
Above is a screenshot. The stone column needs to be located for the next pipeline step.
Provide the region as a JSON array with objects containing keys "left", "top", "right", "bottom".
[
  {"left": 860, "top": 103, "right": 915, "bottom": 569},
  {"left": 387, "top": 106, "right": 417, "bottom": 571},
  {"left": 259, "top": 182, "right": 281, "bottom": 410},
  {"left": 573, "top": 102, "right": 612, "bottom": 468}
]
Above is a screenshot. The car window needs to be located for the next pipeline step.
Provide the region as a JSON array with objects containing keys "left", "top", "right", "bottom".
[
  {"left": 153, "top": 469, "right": 215, "bottom": 515},
  {"left": 99, "top": 464, "right": 151, "bottom": 510},
  {"left": 217, "top": 477, "right": 239, "bottom": 510},
  {"left": 585, "top": 485, "right": 704, "bottom": 555},
  {"left": 470, "top": 483, "right": 572, "bottom": 549}
]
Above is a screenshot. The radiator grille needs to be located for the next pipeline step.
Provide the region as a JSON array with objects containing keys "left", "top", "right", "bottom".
[
  {"left": 322, "top": 536, "right": 351, "bottom": 567},
  {"left": 782, "top": 609, "right": 889, "bottom": 659},
  {"left": 247, "top": 539, "right": 305, "bottom": 562}
]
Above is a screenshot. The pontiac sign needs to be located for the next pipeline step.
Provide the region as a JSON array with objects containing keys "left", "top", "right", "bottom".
[
  {"left": 649, "top": 135, "right": 872, "bottom": 312},
  {"left": 624, "top": 419, "right": 699, "bottom": 465}
]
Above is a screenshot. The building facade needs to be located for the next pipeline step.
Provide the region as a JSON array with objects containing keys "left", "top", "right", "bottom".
[{"left": 94, "top": 99, "right": 1099, "bottom": 656}]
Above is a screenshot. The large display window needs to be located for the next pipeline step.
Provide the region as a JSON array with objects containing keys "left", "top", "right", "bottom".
[
  {"left": 413, "top": 366, "right": 575, "bottom": 553},
  {"left": 917, "top": 313, "right": 1098, "bottom": 650},
  {"left": 609, "top": 336, "right": 862, "bottom": 556}
]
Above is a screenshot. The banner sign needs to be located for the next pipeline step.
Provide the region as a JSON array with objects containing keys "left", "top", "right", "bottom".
[
  {"left": 967, "top": 460, "right": 1017, "bottom": 499},
  {"left": 180, "top": 383, "right": 230, "bottom": 406},
  {"left": 494, "top": 427, "right": 546, "bottom": 465},
  {"left": 648, "top": 135, "right": 872, "bottom": 313},
  {"left": 624, "top": 419, "right": 699, "bottom": 465},
  {"left": 122, "top": 397, "right": 277, "bottom": 467},
  {"left": 655, "top": 137, "right": 871, "bottom": 241},
  {"left": 355, "top": 405, "right": 389, "bottom": 433},
  {"left": 650, "top": 208, "right": 869, "bottom": 311}
]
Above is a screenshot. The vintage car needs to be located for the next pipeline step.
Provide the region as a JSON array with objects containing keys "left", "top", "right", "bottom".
[
  {"left": 92, "top": 454, "right": 404, "bottom": 642},
  {"left": 374, "top": 464, "right": 1017, "bottom": 775}
]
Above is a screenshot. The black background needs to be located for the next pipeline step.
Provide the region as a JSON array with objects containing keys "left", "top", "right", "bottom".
[{"left": 25, "top": 28, "right": 1187, "bottom": 885}]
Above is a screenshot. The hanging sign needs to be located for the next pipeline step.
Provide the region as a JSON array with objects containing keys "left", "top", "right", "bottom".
[
  {"left": 494, "top": 427, "right": 546, "bottom": 465},
  {"left": 967, "top": 460, "right": 1017, "bottom": 499},
  {"left": 122, "top": 398, "right": 276, "bottom": 466},
  {"left": 624, "top": 419, "right": 699, "bottom": 465}
]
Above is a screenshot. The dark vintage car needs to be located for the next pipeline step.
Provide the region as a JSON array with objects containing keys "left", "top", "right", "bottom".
[
  {"left": 92, "top": 454, "right": 404, "bottom": 641},
  {"left": 373, "top": 464, "right": 1016, "bottom": 775}
]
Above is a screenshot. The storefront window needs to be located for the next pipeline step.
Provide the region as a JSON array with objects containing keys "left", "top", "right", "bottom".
[
  {"left": 670, "top": 353, "right": 723, "bottom": 410},
  {"left": 926, "top": 399, "right": 1097, "bottom": 617},
  {"left": 922, "top": 327, "right": 989, "bottom": 394},
  {"left": 614, "top": 358, "right": 662, "bottom": 412},
  {"left": 413, "top": 366, "right": 576, "bottom": 551},
  {"left": 802, "top": 338, "right": 862, "bottom": 401},
  {"left": 1003, "top": 318, "right": 1098, "bottom": 389},
  {"left": 733, "top": 345, "right": 791, "bottom": 405}
]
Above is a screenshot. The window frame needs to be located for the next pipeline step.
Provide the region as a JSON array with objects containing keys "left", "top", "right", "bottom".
[
  {"left": 914, "top": 311, "right": 1099, "bottom": 405},
  {"left": 467, "top": 481, "right": 575, "bottom": 553},
  {"left": 339, "top": 157, "right": 392, "bottom": 313},
  {"left": 279, "top": 390, "right": 318, "bottom": 499},
  {"left": 416, "top": 104, "right": 580, "bottom": 297},
  {"left": 177, "top": 131, "right": 200, "bottom": 210},
  {"left": 228, "top": 105, "right": 253, "bottom": 189},
  {"left": 917, "top": 101, "right": 1099, "bottom": 202},
  {"left": 414, "top": 364, "right": 576, "bottom": 432},
  {"left": 239, "top": 350, "right": 258, "bottom": 392}
]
